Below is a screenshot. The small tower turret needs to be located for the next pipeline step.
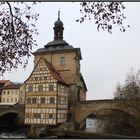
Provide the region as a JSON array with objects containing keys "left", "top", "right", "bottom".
[{"left": 53, "top": 10, "right": 64, "bottom": 40}]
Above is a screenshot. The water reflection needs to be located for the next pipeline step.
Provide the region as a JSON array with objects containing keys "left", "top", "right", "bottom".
[
  {"left": 0, "top": 118, "right": 103, "bottom": 138},
  {"left": 85, "top": 117, "right": 103, "bottom": 133},
  {"left": 0, "top": 126, "right": 27, "bottom": 138},
  {"left": 0, "top": 132, "right": 26, "bottom": 138}
]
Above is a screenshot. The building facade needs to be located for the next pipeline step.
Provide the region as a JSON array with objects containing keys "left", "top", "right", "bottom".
[
  {"left": 1, "top": 83, "right": 21, "bottom": 105},
  {"left": 0, "top": 80, "right": 11, "bottom": 102},
  {"left": 24, "top": 58, "right": 69, "bottom": 125},
  {"left": 19, "top": 84, "right": 25, "bottom": 105}
]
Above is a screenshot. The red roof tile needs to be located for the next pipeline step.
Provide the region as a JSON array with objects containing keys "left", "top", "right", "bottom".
[
  {"left": 0, "top": 80, "right": 10, "bottom": 84},
  {"left": 42, "top": 58, "right": 68, "bottom": 86},
  {"left": 24, "top": 57, "right": 69, "bottom": 86},
  {"left": 3, "top": 83, "right": 22, "bottom": 89}
]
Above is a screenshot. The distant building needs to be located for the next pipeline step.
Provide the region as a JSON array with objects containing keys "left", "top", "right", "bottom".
[
  {"left": 19, "top": 84, "right": 25, "bottom": 105},
  {"left": 0, "top": 80, "right": 11, "bottom": 102},
  {"left": 1, "top": 83, "right": 22, "bottom": 105},
  {"left": 24, "top": 11, "right": 87, "bottom": 125}
]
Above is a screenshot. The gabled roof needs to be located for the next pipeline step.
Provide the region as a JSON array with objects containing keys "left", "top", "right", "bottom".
[
  {"left": 24, "top": 57, "right": 68, "bottom": 86},
  {"left": 3, "top": 83, "right": 22, "bottom": 90},
  {"left": 0, "top": 80, "right": 11, "bottom": 89},
  {"left": 42, "top": 58, "right": 68, "bottom": 85},
  {"left": 33, "top": 47, "right": 82, "bottom": 60},
  {"left": 0, "top": 80, "right": 10, "bottom": 84}
]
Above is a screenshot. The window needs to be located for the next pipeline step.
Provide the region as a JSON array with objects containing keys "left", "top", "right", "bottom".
[
  {"left": 28, "top": 86, "right": 33, "bottom": 92},
  {"left": 48, "top": 114, "right": 53, "bottom": 119},
  {"left": 32, "top": 98, "right": 36, "bottom": 104},
  {"left": 44, "top": 76, "right": 47, "bottom": 80},
  {"left": 15, "top": 98, "right": 17, "bottom": 102},
  {"left": 49, "top": 85, "right": 54, "bottom": 91},
  {"left": 58, "top": 97, "right": 61, "bottom": 104},
  {"left": 35, "top": 77, "right": 38, "bottom": 80},
  {"left": 7, "top": 98, "right": 9, "bottom": 102},
  {"left": 60, "top": 57, "right": 65, "bottom": 65},
  {"left": 50, "top": 97, "right": 55, "bottom": 104},
  {"left": 33, "top": 113, "right": 41, "bottom": 119},
  {"left": 27, "top": 98, "right": 31, "bottom": 104},
  {"left": 7, "top": 91, "right": 10, "bottom": 94},
  {"left": 3, "top": 98, "right": 5, "bottom": 102},
  {"left": 3, "top": 91, "right": 5, "bottom": 95},
  {"left": 40, "top": 97, "right": 45, "bottom": 104},
  {"left": 11, "top": 98, "right": 13, "bottom": 102},
  {"left": 38, "top": 85, "right": 43, "bottom": 92},
  {"left": 26, "top": 113, "right": 30, "bottom": 118}
]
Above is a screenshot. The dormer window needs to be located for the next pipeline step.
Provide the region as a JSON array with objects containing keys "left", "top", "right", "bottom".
[{"left": 60, "top": 57, "right": 65, "bottom": 65}]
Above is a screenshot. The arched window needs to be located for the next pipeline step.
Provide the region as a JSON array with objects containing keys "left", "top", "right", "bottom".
[{"left": 60, "top": 57, "right": 65, "bottom": 65}]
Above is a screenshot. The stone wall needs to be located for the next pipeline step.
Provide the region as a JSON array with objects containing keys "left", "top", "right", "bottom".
[
  {"left": 34, "top": 51, "right": 80, "bottom": 84},
  {"left": 74, "top": 100, "right": 140, "bottom": 128}
]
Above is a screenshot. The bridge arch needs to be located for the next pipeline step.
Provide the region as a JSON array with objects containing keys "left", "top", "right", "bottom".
[
  {"left": 0, "top": 110, "right": 23, "bottom": 117},
  {"left": 82, "top": 107, "right": 140, "bottom": 123},
  {"left": 74, "top": 100, "right": 140, "bottom": 126},
  {"left": 0, "top": 112, "right": 22, "bottom": 127},
  {"left": 0, "top": 105, "right": 24, "bottom": 126}
]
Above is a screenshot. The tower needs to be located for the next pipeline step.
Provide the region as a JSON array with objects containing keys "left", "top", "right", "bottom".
[
  {"left": 53, "top": 10, "right": 64, "bottom": 41},
  {"left": 33, "top": 11, "right": 87, "bottom": 114}
]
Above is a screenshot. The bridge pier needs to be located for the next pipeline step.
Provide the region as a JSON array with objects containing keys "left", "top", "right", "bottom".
[
  {"left": 16, "top": 114, "right": 24, "bottom": 126},
  {"left": 27, "top": 125, "right": 45, "bottom": 138},
  {"left": 74, "top": 120, "right": 86, "bottom": 130},
  {"left": 27, "top": 125, "right": 57, "bottom": 138}
]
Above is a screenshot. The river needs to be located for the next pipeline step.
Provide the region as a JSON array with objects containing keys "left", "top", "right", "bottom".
[
  {"left": 0, "top": 118, "right": 99, "bottom": 138},
  {"left": 0, "top": 126, "right": 27, "bottom": 138},
  {"left": 85, "top": 118, "right": 103, "bottom": 133}
]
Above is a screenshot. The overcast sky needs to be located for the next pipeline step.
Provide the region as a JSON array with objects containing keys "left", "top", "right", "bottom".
[{"left": 0, "top": 2, "right": 140, "bottom": 100}]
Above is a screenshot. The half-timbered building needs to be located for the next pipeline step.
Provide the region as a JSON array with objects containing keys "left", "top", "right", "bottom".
[{"left": 24, "top": 57, "right": 69, "bottom": 125}]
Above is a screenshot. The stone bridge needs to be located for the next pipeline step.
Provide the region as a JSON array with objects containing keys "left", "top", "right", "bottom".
[
  {"left": 74, "top": 99, "right": 140, "bottom": 129},
  {"left": 0, "top": 104, "right": 24, "bottom": 126}
]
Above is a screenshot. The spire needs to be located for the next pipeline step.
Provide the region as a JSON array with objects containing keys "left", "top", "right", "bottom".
[
  {"left": 58, "top": 9, "right": 60, "bottom": 20},
  {"left": 53, "top": 10, "right": 64, "bottom": 41}
]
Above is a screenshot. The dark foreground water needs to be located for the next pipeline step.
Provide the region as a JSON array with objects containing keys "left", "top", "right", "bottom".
[
  {"left": 0, "top": 126, "right": 27, "bottom": 138},
  {"left": 0, "top": 118, "right": 98, "bottom": 138}
]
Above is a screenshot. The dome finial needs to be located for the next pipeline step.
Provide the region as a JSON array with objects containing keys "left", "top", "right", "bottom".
[{"left": 58, "top": 9, "right": 60, "bottom": 20}]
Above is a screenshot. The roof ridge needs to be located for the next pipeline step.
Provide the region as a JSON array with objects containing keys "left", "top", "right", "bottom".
[{"left": 42, "top": 58, "right": 68, "bottom": 86}]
